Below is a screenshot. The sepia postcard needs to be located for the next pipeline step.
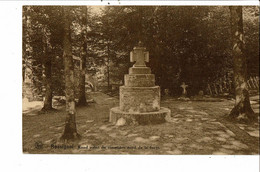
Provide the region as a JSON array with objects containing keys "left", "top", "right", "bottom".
[
  {"left": 22, "top": 4, "right": 259, "bottom": 155},
  {"left": 2, "top": 1, "right": 260, "bottom": 172}
]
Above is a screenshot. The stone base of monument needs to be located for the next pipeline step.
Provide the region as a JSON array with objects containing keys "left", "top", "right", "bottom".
[
  {"left": 109, "top": 43, "right": 172, "bottom": 125},
  {"left": 110, "top": 107, "right": 171, "bottom": 125}
]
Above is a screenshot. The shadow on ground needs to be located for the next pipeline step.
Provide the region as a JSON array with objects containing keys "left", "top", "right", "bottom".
[{"left": 22, "top": 92, "right": 259, "bottom": 154}]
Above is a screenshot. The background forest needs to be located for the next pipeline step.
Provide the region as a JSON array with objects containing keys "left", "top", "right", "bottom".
[{"left": 22, "top": 6, "right": 259, "bottom": 99}]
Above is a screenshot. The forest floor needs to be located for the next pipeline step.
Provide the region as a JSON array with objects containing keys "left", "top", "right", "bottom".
[{"left": 22, "top": 92, "right": 259, "bottom": 154}]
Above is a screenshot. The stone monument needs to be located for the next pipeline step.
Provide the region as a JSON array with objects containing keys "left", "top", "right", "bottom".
[{"left": 109, "top": 42, "right": 171, "bottom": 125}]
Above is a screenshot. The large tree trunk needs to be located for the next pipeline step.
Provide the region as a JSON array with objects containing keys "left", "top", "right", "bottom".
[
  {"left": 41, "top": 24, "right": 54, "bottom": 112},
  {"left": 77, "top": 53, "right": 87, "bottom": 106},
  {"left": 107, "top": 43, "right": 110, "bottom": 90},
  {"left": 22, "top": 10, "right": 27, "bottom": 83},
  {"left": 61, "top": 6, "right": 80, "bottom": 141},
  {"left": 77, "top": 6, "right": 88, "bottom": 106},
  {"left": 228, "top": 6, "right": 255, "bottom": 121},
  {"left": 41, "top": 52, "right": 54, "bottom": 112}
]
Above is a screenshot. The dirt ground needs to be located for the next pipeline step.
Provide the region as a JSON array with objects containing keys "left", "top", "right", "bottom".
[{"left": 22, "top": 92, "right": 259, "bottom": 154}]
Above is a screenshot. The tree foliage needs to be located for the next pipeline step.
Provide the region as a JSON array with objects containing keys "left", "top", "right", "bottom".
[
  {"left": 97, "top": 6, "right": 259, "bottom": 95},
  {"left": 23, "top": 6, "right": 259, "bottom": 98}
]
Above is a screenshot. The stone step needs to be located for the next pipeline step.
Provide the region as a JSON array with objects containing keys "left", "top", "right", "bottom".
[
  {"left": 120, "top": 86, "right": 160, "bottom": 112},
  {"left": 110, "top": 107, "right": 171, "bottom": 125},
  {"left": 129, "top": 67, "right": 151, "bottom": 74},
  {"left": 124, "top": 74, "right": 155, "bottom": 87}
]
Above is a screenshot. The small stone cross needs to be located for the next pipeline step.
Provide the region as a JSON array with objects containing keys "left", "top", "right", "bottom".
[
  {"left": 130, "top": 42, "right": 149, "bottom": 67},
  {"left": 180, "top": 82, "right": 188, "bottom": 96}
]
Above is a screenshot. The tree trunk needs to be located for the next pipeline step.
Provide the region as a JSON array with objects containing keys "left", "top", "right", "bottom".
[
  {"left": 77, "top": 6, "right": 88, "bottom": 106},
  {"left": 137, "top": 6, "right": 144, "bottom": 42},
  {"left": 228, "top": 6, "right": 255, "bottom": 122},
  {"left": 41, "top": 24, "right": 54, "bottom": 112},
  {"left": 41, "top": 52, "right": 54, "bottom": 112},
  {"left": 61, "top": 6, "right": 80, "bottom": 141},
  {"left": 77, "top": 53, "right": 87, "bottom": 106},
  {"left": 107, "top": 43, "right": 110, "bottom": 90}
]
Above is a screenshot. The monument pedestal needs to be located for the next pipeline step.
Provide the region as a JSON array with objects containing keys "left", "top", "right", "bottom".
[
  {"left": 109, "top": 43, "right": 171, "bottom": 125},
  {"left": 110, "top": 107, "right": 171, "bottom": 125},
  {"left": 120, "top": 86, "right": 160, "bottom": 112}
]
